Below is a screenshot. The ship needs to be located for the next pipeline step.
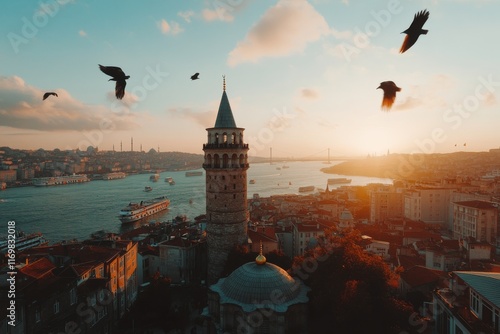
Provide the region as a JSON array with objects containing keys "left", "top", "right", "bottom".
[
  {"left": 298, "top": 185, "right": 315, "bottom": 193},
  {"left": 144, "top": 186, "right": 153, "bottom": 192},
  {"left": 33, "top": 174, "right": 89, "bottom": 187},
  {"left": 327, "top": 178, "right": 352, "bottom": 185},
  {"left": 185, "top": 171, "right": 203, "bottom": 177},
  {"left": 149, "top": 173, "right": 160, "bottom": 182},
  {"left": 118, "top": 196, "right": 170, "bottom": 223},
  {"left": 0, "top": 231, "right": 48, "bottom": 254},
  {"left": 102, "top": 172, "right": 126, "bottom": 180},
  {"left": 249, "top": 179, "right": 256, "bottom": 184},
  {"left": 165, "top": 177, "right": 175, "bottom": 185}
]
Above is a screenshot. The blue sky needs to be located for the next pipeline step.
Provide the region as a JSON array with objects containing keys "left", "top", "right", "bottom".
[{"left": 1, "top": 0, "right": 499, "bottom": 158}]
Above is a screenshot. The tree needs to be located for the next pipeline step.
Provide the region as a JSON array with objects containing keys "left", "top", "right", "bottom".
[{"left": 293, "top": 231, "right": 415, "bottom": 334}]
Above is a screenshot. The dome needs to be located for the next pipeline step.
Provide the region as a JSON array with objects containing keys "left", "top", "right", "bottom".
[
  {"left": 220, "top": 262, "right": 299, "bottom": 304},
  {"left": 340, "top": 208, "right": 354, "bottom": 221},
  {"left": 210, "top": 261, "right": 310, "bottom": 313}
]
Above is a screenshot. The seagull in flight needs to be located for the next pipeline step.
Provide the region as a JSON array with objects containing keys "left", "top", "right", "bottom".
[
  {"left": 191, "top": 72, "right": 199, "bottom": 80},
  {"left": 377, "top": 81, "right": 401, "bottom": 111},
  {"left": 400, "top": 9, "right": 429, "bottom": 53},
  {"left": 99, "top": 64, "right": 130, "bottom": 99},
  {"left": 43, "top": 92, "right": 58, "bottom": 100}
]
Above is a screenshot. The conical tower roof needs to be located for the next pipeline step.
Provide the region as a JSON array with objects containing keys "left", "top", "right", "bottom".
[{"left": 214, "top": 76, "right": 237, "bottom": 128}]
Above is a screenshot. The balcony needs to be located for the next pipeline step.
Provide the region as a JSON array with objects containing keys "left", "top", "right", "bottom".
[{"left": 203, "top": 143, "right": 249, "bottom": 150}]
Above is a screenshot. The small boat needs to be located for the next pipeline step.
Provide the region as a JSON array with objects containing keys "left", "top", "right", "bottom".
[
  {"left": 165, "top": 177, "right": 175, "bottom": 185},
  {"left": 276, "top": 167, "right": 281, "bottom": 170},
  {"left": 149, "top": 173, "right": 160, "bottom": 182},
  {"left": 144, "top": 186, "right": 153, "bottom": 192},
  {"left": 249, "top": 179, "right": 256, "bottom": 184},
  {"left": 282, "top": 165, "right": 289, "bottom": 169}
]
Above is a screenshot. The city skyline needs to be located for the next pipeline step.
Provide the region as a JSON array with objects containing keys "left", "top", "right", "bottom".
[{"left": 1, "top": 0, "right": 500, "bottom": 158}]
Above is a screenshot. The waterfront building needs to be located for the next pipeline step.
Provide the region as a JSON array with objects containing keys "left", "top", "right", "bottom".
[{"left": 203, "top": 77, "right": 249, "bottom": 284}]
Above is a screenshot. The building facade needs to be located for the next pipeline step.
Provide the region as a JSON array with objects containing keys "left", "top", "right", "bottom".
[
  {"left": 203, "top": 78, "right": 249, "bottom": 284},
  {"left": 452, "top": 200, "right": 498, "bottom": 245}
]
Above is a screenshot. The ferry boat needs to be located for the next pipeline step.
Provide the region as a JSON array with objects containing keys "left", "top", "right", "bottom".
[
  {"left": 102, "top": 172, "right": 126, "bottom": 180},
  {"left": 298, "top": 185, "right": 315, "bottom": 193},
  {"left": 149, "top": 173, "right": 160, "bottom": 182},
  {"left": 185, "top": 171, "right": 203, "bottom": 177},
  {"left": 118, "top": 196, "right": 170, "bottom": 223},
  {"left": 165, "top": 177, "right": 175, "bottom": 185},
  {"left": 144, "top": 186, "right": 153, "bottom": 192},
  {"left": 0, "top": 231, "right": 48, "bottom": 254},
  {"left": 33, "top": 174, "right": 89, "bottom": 187},
  {"left": 327, "top": 178, "right": 352, "bottom": 185}
]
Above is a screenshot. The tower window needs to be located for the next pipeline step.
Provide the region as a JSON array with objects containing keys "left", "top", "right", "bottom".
[
  {"left": 222, "top": 176, "right": 225, "bottom": 180},
  {"left": 214, "top": 195, "right": 217, "bottom": 199},
  {"left": 224, "top": 185, "right": 227, "bottom": 190},
  {"left": 233, "top": 184, "right": 236, "bottom": 189},
  {"left": 233, "top": 194, "right": 236, "bottom": 199},
  {"left": 233, "top": 175, "right": 236, "bottom": 179}
]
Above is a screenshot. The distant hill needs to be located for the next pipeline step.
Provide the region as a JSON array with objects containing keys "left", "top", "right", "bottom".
[{"left": 321, "top": 151, "right": 500, "bottom": 180}]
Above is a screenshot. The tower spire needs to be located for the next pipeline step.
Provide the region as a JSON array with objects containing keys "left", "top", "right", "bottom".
[{"left": 223, "top": 75, "right": 226, "bottom": 92}]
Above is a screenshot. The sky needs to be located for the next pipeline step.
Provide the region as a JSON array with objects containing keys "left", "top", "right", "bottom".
[{"left": 1, "top": 0, "right": 500, "bottom": 159}]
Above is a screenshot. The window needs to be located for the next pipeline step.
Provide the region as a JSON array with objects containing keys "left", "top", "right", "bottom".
[
  {"left": 35, "top": 308, "right": 41, "bottom": 323},
  {"left": 54, "top": 301, "right": 60, "bottom": 314},
  {"left": 70, "top": 288, "right": 77, "bottom": 305}
]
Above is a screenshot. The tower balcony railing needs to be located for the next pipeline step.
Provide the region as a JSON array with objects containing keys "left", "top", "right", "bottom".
[
  {"left": 203, "top": 163, "right": 249, "bottom": 169},
  {"left": 203, "top": 143, "right": 249, "bottom": 150}
]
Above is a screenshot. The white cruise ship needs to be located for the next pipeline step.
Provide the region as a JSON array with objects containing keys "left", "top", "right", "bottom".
[
  {"left": 33, "top": 174, "right": 89, "bottom": 186},
  {"left": 118, "top": 195, "right": 170, "bottom": 223},
  {"left": 102, "top": 172, "right": 126, "bottom": 180},
  {"left": 0, "top": 231, "right": 48, "bottom": 254}
]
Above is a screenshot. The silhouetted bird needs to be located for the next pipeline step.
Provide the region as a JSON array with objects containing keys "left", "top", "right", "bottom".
[
  {"left": 377, "top": 81, "right": 401, "bottom": 111},
  {"left": 99, "top": 64, "right": 130, "bottom": 99},
  {"left": 400, "top": 9, "right": 429, "bottom": 53},
  {"left": 191, "top": 72, "right": 199, "bottom": 80},
  {"left": 43, "top": 92, "right": 58, "bottom": 100}
]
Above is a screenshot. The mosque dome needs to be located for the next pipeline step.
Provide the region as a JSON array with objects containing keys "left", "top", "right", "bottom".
[
  {"left": 219, "top": 261, "right": 300, "bottom": 305},
  {"left": 209, "top": 255, "right": 310, "bottom": 313}
]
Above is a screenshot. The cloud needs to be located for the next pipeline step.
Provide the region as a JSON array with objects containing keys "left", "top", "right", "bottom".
[
  {"left": 227, "top": 0, "right": 330, "bottom": 66},
  {"left": 0, "top": 76, "right": 138, "bottom": 132},
  {"left": 178, "top": 10, "right": 195, "bottom": 23},
  {"left": 158, "top": 19, "right": 183, "bottom": 35},
  {"left": 202, "top": 7, "right": 234, "bottom": 22},
  {"left": 78, "top": 30, "right": 87, "bottom": 37},
  {"left": 300, "top": 88, "right": 320, "bottom": 100},
  {"left": 166, "top": 107, "right": 217, "bottom": 128}
]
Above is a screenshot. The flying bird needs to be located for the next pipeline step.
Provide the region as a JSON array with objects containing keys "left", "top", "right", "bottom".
[
  {"left": 377, "top": 81, "right": 401, "bottom": 111},
  {"left": 191, "top": 72, "right": 199, "bottom": 80},
  {"left": 400, "top": 9, "right": 429, "bottom": 53},
  {"left": 43, "top": 92, "right": 58, "bottom": 100},
  {"left": 98, "top": 64, "right": 130, "bottom": 99}
]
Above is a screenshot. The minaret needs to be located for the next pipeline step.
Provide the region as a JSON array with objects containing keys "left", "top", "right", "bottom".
[{"left": 203, "top": 76, "right": 249, "bottom": 284}]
